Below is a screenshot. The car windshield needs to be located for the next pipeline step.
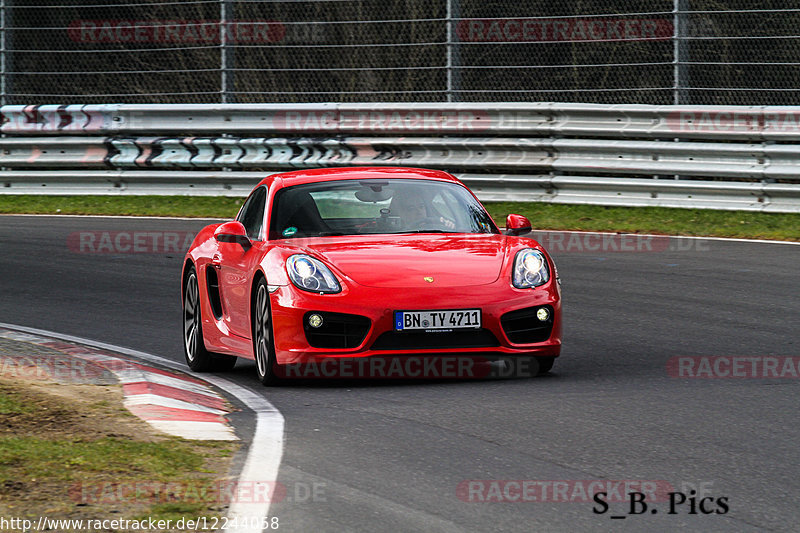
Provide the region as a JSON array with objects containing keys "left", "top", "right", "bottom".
[{"left": 269, "top": 178, "right": 499, "bottom": 239}]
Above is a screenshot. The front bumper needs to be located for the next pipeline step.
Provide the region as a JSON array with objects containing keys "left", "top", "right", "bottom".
[{"left": 269, "top": 278, "right": 561, "bottom": 365}]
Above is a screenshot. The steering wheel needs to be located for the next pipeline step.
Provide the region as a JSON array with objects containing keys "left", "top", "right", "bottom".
[{"left": 409, "top": 216, "right": 451, "bottom": 231}]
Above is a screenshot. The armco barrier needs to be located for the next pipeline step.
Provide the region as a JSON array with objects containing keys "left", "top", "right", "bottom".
[{"left": 1, "top": 103, "right": 800, "bottom": 212}]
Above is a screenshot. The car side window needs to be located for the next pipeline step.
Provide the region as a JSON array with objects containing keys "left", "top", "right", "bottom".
[{"left": 237, "top": 186, "right": 267, "bottom": 241}]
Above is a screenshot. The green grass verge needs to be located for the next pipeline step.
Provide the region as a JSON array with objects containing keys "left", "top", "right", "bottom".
[
  {"left": 0, "top": 195, "right": 244, "bottom": 218},
  {"left": 0, "top": 436, "right": 204, "bottom": 481},
  {"left": 0, "top": 394, "right": 32, "bottom": 415},
  {"left": 0, "top": 195, "right": 798, "bottom": 241},
  {"left": 0, "top": 434, "right": 233, "bottom": 521},
  {"left": 483, "top": 203, "right": 800, "bottom": 242},
  {"left": 0, "top": 384, "right": 237, "bottom": 522}
]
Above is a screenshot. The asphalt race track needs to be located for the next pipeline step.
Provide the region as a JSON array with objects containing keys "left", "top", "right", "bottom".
[{"left": 1, "top": 215, "right": 798, "bottom": 532}]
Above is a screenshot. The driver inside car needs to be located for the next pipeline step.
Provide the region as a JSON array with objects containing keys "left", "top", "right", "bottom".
[
  {"left": 391, "top": 190, "right": 429, "bottom": 229},
  {"left": 389, "top": 188, "right": 458, "bottom": 231}
]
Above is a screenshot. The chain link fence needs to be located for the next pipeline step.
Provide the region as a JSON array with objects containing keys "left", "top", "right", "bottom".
[{"left": 2, "top": 1, "right": 800, "bottom": 104}]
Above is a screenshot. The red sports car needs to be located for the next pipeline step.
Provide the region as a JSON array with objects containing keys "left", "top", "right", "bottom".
[{"left": 181, "top": 167, "right": 561, "bottom": 384}]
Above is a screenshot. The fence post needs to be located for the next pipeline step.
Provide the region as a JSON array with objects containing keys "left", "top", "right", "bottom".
[
  {"left": 1, "top": 0, "right": 6, "bottom": 105},
  {"left": 673, "top": 0, "right": 690, "bottom": 105},
  {"left": 446, "top": 0, "right": 460, "bottom": 102},
  {"left": 220, "top": 0, "right": 235, "bottom": 103}
]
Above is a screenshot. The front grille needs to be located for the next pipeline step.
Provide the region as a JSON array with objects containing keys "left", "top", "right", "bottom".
[
  {"left": 371, "top": 329, "right": 500, "bottom": 350},
  {"left": 501, "top": 306, "right": 554, "bottom": 344},
  {"left": 303, "top": 312, "right": 371, "bottom": 349}
]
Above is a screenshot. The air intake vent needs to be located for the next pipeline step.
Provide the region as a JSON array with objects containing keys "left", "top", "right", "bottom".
[
  {"left": 303, "top": 312, "right": 371, "bottom": 349},
  {"left": 500, "top": 306, "right": 554, "bottom": 344},
  {"left": 205, "top": 266, "right": 222, "bottom": 319}
]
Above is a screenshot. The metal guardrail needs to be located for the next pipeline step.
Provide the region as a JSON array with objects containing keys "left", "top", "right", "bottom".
[
  {"left": 7, "top": 102, "right": 800, "bottom": 140},
  {"left": 1, "top": 103, "right": 800, "bottom": 212}
]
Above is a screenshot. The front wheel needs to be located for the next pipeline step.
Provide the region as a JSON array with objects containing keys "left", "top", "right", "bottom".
[
  {"left": 536, "top": 357, "right": 555, "bottom": 375},
  {"left": 253, "top": 278, "right": 279, "bottom": 385},
  {"left": 183, "top": 267, "right": 236, "bottom": 372}
]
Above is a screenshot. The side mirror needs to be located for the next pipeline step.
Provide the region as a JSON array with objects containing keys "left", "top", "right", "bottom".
[
  {"left": 214, "top": 221, "right": 252, "bottom": 250},
  {"left": 505, "top": 214, "right": 532, "bottom": 236}
]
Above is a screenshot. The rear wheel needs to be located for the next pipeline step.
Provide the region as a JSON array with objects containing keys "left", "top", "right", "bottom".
[
  {"left": 183, "top": 267, "right": 237, "bottom": 372},
  {"left": 253, "top": 278, "right": 279, "bottom": 385}
]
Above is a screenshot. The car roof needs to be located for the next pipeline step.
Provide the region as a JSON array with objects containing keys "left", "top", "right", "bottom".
[{"left": 256, "top": 167, "right": 462, "bottom": 190}]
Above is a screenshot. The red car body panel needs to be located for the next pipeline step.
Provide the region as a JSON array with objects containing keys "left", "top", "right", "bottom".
[
  {"left": 182, "top": 167, "right": 561, "bottom": 367},
  {"left": 300, "top": 234, "right": 505, "bottom": 288}
]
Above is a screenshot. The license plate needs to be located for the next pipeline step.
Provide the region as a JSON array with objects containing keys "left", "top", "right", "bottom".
[{"left": 394, "top": 309, "right": 481, "bottom": 331}]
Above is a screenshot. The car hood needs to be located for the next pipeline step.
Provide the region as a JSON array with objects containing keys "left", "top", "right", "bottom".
[{"left": 300, "top": 234, "right": 508, "bottom": 288}]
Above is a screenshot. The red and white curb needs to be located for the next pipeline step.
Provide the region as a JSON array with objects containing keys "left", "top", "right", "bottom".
[
  {"left": 0, "top": 327, "right": 237, "bottom": 441},
  {"left": 1, "top": 323, "right": 284, "bottom": 533}
]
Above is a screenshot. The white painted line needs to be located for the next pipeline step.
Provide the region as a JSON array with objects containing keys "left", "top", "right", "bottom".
[
  {"left": 528, "top": 228, "right": 800, "bottom": 246},
  {"left": 225, "top": 411, "right": 286, "bottom": 532},
  {"left": 5, "top": 212, "right": 799, "bottom": 245},
  {"left": 147, "top": 420, "right": 238, "bottom": 441},
  {"left": 0, "top": 322, "right": 285, "bottom": 533},
  {"left": 0, "top": 213, "right": 227, "bottom": 221}
]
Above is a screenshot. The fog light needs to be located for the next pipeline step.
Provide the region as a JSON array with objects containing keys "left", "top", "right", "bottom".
[
  {"left": 536, "top": 308, "right": 550, "bottom": 322},
  {"left": 308, "top": 313, "right": 324, "bottom": 328}
]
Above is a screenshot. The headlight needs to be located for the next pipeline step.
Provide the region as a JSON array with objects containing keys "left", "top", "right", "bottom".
[
  {"left": 287, "top": 255, "right": 341, "bottom": 294},
  {"left": 512, "top": 249, "right": 550, "bottom": 289}
]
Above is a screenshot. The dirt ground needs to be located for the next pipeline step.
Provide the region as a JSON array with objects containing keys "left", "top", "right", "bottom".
[{"left": 0, "top": 338, "right": 239, "bottom": 528}]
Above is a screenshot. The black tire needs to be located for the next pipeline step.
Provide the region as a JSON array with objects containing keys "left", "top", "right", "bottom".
[
  {"left": 253, "top": 278, "right": 280, "bottom": 385},
  {"left": 536, "top": 357, "right": 555, "bottom": 375},
  {"left": 183, "top": 267, "right": 237, "bottom": 372}
]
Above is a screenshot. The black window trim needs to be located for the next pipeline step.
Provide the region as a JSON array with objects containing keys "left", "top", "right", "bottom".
[{"left": 237, "top": 185, "right": 268, "bottom": 242}]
